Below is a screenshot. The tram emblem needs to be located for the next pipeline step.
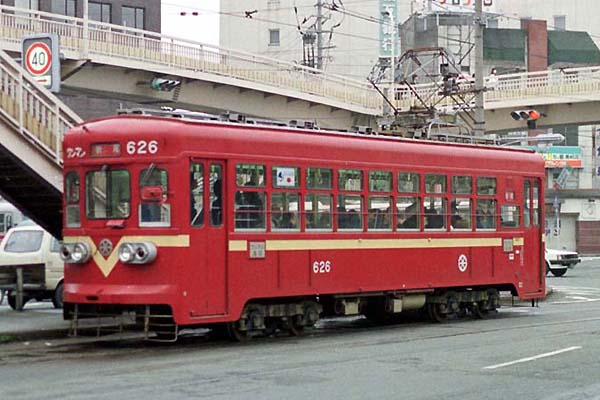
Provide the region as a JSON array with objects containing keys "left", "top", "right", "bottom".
[
  {"left": 457, "top": 254, "right": 468, "bottom": 272},
  {"left": 99, "top": 238, "right": 113, "bottom": 257}
]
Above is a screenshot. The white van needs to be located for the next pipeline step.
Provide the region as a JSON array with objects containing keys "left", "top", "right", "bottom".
[{"left": 0, "top": 222, "right": 63, "bottom": 310}]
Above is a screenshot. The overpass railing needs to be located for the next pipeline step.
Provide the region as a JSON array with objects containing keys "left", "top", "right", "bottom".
[
  {"left": 0, "top": 6, "right": 382, "bottom": 112},
  {"left": 393, "top": 66, "right": 600, "bottom": 111},
  {"left": 0, "top": 48, "right": 82, "bottom": 165}
]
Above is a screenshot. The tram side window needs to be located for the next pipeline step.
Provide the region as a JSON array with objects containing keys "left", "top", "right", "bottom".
[
  {"left": 397, "top": 196, "right": 420, "bottom": 230},
  {"left": 337, "top": 195, "right": 363, "bottom": 230},
  {"left": 305, "top": 194, "right": 332, "bottom": 230},
  {"left": 524, "top": 181, "right": 531, "bottom": 228},
  {"left": 476, "top": 199, "right": 497, "bottom": 230},
  {"left": 501, "top": 205, "right": 520, "bottom": 228},
  {"left": 533, "top": 181, "right": 540, "bottom": 227},
  {"left": 368, "top": 196, "right": 391, "bottom": 230},
  {"left": 86, "top": 169, "right": 130, "bottom": 219},
  {"left": 369, "top": 171, "right": 392, "bottom": 192},
  {"left": 452, "top": 176, "right": 472, "bottom": 195},
  {"left": 450, "top": 198, "right": 472, "bottom": 230},
  {"left": 190, "top": 163, "right": 204, "bottom": 227},
  {"left": 339, "top": 169, "right": 363, "bottom": 191},
  {"left": 477, "top": 177, "right": 497, "bottom": 195},
  {"left": 424, "top": 196, "right": 446, "bottom": 230},
  {"left": 425, "top": 174, "right": 446, "bottom": 194},
  {"left": 235, "top": 163, "right": 266, "bottom": 230},
  {"left": 272, "top": 166, "right": 300, "bottom": 189},
  {"left": 65, "top": 171, "right": 81, "bottom": 228},
  {"left": 271, "top": 193, "right": 300, "bottom": 231},
  {"left": 306, "top": 168, "right": 333, "bottom": 190},
  {"left": 237, "top": 164, "right": 265, "bottom": 187},
  {"left": 210, "top": 164, "right": 223, "bottom": 227},
  {"left": 139, "top": 166, "right": 170, "bottom": 227},
  {"left": 398, "top": 172, "right": 419, "bottom": 193}
]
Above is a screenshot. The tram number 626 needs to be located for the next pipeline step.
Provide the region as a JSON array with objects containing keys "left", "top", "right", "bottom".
[
  {"left": 126, "top": 140, "right": 158, "bottom": 155},
  {"left": 312, "top": 260, "right": 331, "bottom": 274}
]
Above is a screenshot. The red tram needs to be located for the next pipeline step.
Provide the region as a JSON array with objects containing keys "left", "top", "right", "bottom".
[{"left": 61, "top": 110, "right": 546, "bottom": 340}]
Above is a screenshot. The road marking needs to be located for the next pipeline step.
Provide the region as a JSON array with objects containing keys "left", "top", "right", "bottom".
[{"left": 483, "top": 346, "right": 582, "bottom": 370}]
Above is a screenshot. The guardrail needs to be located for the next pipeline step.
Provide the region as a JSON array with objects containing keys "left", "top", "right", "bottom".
[
  {"left": 0, "top": 48, "right": 82, "bottom": 165},
  {"left": 393, "top": 66, "right": 600, "bottom": 111},
  {"left": 0, "top": 6, "right": 382, "bottom": 112}
]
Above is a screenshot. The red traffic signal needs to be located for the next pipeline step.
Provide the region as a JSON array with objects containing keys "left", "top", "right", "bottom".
[{"left": 510, "top": 109, "right": 541, "bottom": 121}]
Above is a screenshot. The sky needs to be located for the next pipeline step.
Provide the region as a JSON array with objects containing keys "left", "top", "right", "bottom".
[{"left": 161, "top": 0, "right": 220, "bottom": 46}]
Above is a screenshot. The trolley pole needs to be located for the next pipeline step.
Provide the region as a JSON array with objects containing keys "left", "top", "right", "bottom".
[{"left": 473, "top": 0, "right": 485, "bottom": 136}]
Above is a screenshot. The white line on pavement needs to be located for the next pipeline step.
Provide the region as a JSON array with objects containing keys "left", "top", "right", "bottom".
[{"left": 482, "top": 346, "right": 582, "bottom": 370}]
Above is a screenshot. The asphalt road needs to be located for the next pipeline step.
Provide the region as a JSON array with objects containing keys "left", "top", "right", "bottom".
[{"left": 1, "top": 260, "right": 600, "bottom": 400}]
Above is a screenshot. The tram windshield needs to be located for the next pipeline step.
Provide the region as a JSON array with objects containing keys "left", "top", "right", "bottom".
[{"left": 86, "top": 168, "right": 131, "bottom": 219}]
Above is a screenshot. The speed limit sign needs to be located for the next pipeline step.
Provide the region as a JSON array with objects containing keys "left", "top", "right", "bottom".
[
  {"left": 25, "top": 42, "right": 52, "bottom": 76},
  {"left": 22, "top": 34, "right": 61, "bottom": 93}
]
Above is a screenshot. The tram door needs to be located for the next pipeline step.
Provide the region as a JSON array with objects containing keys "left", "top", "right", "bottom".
[
  {"left": 523, "top": 178, "right": 543, "bottom": 292},
  {"left": 189, "top": 159, "right": 227, "bottom": 316}
]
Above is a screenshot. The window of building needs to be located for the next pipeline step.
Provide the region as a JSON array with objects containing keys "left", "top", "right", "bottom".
[
  {"left": 397, "top": 196, "right": 420, "bottom": 230},
  {"left": 487, "top": 18, "right": 498, "bottom": 29},
  {"left": 369, "top": 171, "right": 392, "bottom": 192},
  {"left": 305, "top": 193, "right": 332, "bottom": 230},
  {"left": 501, "top": 205, "right": 520, "bottom": 228},
  {"left": 550, "top": 169, "right": 579, "bottom": 190},
  {"left": 337, "top": 195, "right": 363, "bottom": 230},
  {"left": 269, "top": 29, "right": 280, "bottom": 46},
  {"left": 554, "top": 15, "right": 566, "bottom": 31},
  {"left": 339, "top": 169, "right": 363, "bottom": 191},
  {"left": 398, "top": 172, "right": 419, "bottom": 193},
  {"left": 307, "top": 167, "right": 332, "bottom": 190},
  {"left": 271, "top": 193, "right": 300, "bottom": 231},
  {"left": 139, "top": 167, "right": 170, "bottom": 227},
  {"left": 123, "top": 6, "right": 144, "bottom": 29},
  {"left": 15, "top": 0, "right": 39, "bottom": 10},
  {"left": 89, "top": 1, "right": 111, "bottom": 23},
  {"left": 51, "top": 0, "right": 76, "bottom": 16}
]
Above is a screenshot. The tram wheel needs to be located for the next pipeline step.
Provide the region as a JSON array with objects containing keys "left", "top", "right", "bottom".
[
  {"left": 427, "top": 303, "right": 448, "bottom": 323},
  {"left": 287, "top": 316, "right": 305, "bottom": 337},
  {"left": 472, "top": 302, "right": 488, "bottom": 319},
  {"left": 226, "top": 322, "right": 250, "bottom": 342}
]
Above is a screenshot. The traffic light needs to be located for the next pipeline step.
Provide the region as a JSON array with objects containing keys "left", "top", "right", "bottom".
[
  {"left": 150, "top": 77, "right": 181, "bottom": 92},
  {"left": 510, "top": 109, "right": 541, "bottom": 129}
]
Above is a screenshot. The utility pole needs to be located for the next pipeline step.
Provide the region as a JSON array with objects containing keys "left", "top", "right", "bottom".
[
  {"left": 390, "top": 12, "right": 396, "bottom": 101},
  {"left": 473, "top": 0, "right": 485, "bottom": 136},
  {"left": 316, "top": 0, "right": 323, "bottom": 70},
  {"left": 82, "top": 0, "right": 89, "bottom": 58}
]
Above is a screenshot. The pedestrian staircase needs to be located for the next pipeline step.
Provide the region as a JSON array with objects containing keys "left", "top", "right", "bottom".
[{"left": 0, "top": 49, "right": 81, "bottom": 238}]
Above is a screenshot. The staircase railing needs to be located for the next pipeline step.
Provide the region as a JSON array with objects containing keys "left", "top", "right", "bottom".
[{"left": 0, "top": 48, "right": 82, "bottom": 165}]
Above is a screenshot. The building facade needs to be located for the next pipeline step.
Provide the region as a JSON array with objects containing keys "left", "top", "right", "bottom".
[{"left": 1, "top": 0, "right": 161, "bottom": 32}]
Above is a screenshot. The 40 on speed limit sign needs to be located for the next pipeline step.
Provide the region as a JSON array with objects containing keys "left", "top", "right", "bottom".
[{"left": 21, "top": 33, "right": 61, "bottom": 93}]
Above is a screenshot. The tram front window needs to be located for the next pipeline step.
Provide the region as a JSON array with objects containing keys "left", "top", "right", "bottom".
[{"left": 86, "top": 169, "right": 131, "bottom": 219}]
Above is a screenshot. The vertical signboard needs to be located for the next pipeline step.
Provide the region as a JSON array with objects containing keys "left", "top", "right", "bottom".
[
  {"left": 22, "top": 34, "right": 61, "bottom": 93},
  {"left": 379, "top": 0, "right": 398, "bottom": 59}
]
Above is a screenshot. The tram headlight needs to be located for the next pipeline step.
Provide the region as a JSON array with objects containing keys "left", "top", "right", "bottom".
[
  {"left": 60, "top": 242, "right": 91, "bottom": 264},
  {"left": 119, "top": 243, "right": 136, "bottom": 264},
  {"left": 118, "top": 242, "right": 157, "bottom": 264}
]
